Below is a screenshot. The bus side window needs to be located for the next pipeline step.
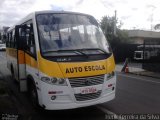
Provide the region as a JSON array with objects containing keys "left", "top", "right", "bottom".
[
  {"left": 6, "top": 33, "right": 10, "bottom": 47},
  {"left": 26, "top": 23, "right": 36, "bottom": 58},
  {"left": 18, "top": 28, "right": 26, "bottom": 49},
  {"left": 9, "top": 32, "right": 12, "bottom": 47},
  {"left": 13, "top": 30, "right": 17, "bottom": 48},
  {"left": 11, "top": 31, "right": 15, "bottom": 48}
]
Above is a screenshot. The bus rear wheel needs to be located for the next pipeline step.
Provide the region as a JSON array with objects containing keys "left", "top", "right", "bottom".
[{"left": 11, "top": 66, "right": 16, "bottom": 82}]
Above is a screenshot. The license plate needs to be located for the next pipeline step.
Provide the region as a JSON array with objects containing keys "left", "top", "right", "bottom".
[{"left": 80, "top": 87, "right": 97, "bottom": 94}]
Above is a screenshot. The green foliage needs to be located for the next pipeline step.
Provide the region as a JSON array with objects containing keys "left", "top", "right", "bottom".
[
  {"left": 100, "top": 16, "right": 129, "bottom": 47},
  {"left": 154, "top": 24, "right": 160, "bottom": 30},
  {"left": 100, "top": 16, "right": 115, "bottom": 42}
]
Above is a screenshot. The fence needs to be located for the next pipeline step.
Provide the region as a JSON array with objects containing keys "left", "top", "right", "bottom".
[
  {"left": 142, "top": 39, "right": 160, "bottom": 72},
  {"left": 112, "top": 43, "right": 138, "bottom": 63}
]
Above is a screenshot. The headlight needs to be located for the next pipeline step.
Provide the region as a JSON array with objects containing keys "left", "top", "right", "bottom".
[
  {"left": 51, "top": 78, "right": 58, "bottom": 84},
  {"left": 58, "top": 78, "right": 65, "bottom": 84},
  {"left": 107, "top": 71, "right": 115, "bottom": 80},
  {"left": 41, "top": 77, "right": 67, "bottom": 86},
  {"left": 41, "top": 77, "right": 51, "bottom": 83}
]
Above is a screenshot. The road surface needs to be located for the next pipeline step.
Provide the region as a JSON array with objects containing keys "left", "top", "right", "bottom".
[{"left": 103, "top": 73, "right": 160, "bottom": 114}]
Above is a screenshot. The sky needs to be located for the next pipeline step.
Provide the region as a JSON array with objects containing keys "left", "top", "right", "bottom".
[{"left": 1, "top": 0, "right": 160, "bottom": 30}]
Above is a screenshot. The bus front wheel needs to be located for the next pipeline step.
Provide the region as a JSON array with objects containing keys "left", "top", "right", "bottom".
[{"left": 28, "top": 80, "right": 39, "bottom": 108}]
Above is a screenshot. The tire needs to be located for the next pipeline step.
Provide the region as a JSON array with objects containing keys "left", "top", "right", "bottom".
[
  {"left": 11, "top": 66, "right": 16, "bottom": 82},
  {"left": 28, "top": 80, "right": 39, "bottom": 108}
]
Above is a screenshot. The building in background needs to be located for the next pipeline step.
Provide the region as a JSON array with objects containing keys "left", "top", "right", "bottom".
[
  {"left": 127, "top": 30, "right": 160, "bottom": 44},
  {"left": 127, "top": 30, "right": 160, "bottom": 72}
]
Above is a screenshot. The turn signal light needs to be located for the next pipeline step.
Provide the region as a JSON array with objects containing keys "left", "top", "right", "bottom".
[{"left": 108, "top": 84, "right": 113, "bottom": 87}]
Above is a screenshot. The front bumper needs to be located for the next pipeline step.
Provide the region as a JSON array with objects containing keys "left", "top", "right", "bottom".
[{"left": 36, "top": 75, "right": 116, "bottom": 110}]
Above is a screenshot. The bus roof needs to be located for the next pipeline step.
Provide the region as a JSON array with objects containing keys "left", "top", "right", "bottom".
[
  {"left": 35, "top": 10, "right": 91, "bottom": 16},
  {"left": 8, "top": 10, "right": 92, "bottom": 31}
]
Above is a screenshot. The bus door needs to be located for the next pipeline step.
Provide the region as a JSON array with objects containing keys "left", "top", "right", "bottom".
[{"left": 15, "top": 23, "right": 37, "bottom": 92}]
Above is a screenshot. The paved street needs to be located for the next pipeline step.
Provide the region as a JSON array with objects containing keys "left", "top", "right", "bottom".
[
  {"left": 103, "top": 73, "right": 160, "bottom": 114},
  {"left": 0, "top": 51, "right": 160, "bottom": 119}
]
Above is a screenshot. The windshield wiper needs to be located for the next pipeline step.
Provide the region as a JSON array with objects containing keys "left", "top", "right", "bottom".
[
  {"left": 79, "top": 48, "right": 109, "bottom": 54},
  {"left": 43, "top": 49, "right": 89, "bottom": 58},
  {"left": 74, "top": 50, "right": 89, "bottom": 58}
]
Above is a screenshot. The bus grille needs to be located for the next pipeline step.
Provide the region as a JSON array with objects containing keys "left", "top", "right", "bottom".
[
  {"left": 75, "top": 90, "right": 102, "bottom": 101},
  {"left": 69, "top": 74, "right": 105, "bottom": 88}
]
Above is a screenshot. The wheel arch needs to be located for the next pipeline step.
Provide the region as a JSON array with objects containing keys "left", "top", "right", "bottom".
[
  {"left": 27, "top": 74, "right": 36, "bottom": 88},
  {"left": 27, "top": 74, "right": 40, "bottom": 108}
]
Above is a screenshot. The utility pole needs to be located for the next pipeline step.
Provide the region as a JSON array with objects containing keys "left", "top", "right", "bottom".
[
  {"left": 114, "top": 10, "right": 117, "bottom": 36},
  {"left": 148, "top": 5, "right": 156, "bottom": 31}
]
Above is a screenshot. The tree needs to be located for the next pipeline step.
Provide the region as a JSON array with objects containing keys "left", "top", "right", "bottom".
[
  {"left": 100, "top": 16, "right": 129, "bottom": 48},
  {"left": 100, "top": 16, "right": 116, "bottom": 43},
  {"left": 154, "top": 24, "right": 160, "bottom": 30},
  {"left": 100, "top": 16, "right": 133, "bottom": 63}
]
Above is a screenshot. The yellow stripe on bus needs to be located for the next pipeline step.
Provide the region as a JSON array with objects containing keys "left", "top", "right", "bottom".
[
  {"left": 6, "top": 48, "right": 37, "bottom": 68},
  {"left": 25, "top": 53, "right": 37, "bottom": 68},
  {"left": 18, "top": 50, "right": 25, "bottom": 64},
  {"left": 6, "top": 48, "right": 17, "bottom": 58},
  {"left": 38, "top": 52, "right": 115, "bottom": 78}
]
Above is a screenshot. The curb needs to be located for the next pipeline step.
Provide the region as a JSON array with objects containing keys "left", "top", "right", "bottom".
[{"left": 122, "top": 71, "right": 160, "bottom": 79}]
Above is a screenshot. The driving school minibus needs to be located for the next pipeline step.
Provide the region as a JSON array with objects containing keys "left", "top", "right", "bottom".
[{"left": 6, "top": 11, "right": 116, "bottom": 110}]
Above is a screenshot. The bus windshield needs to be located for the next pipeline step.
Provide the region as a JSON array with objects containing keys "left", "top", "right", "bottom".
[{"left": 36, "top": 13, "right": 111, "bottom": 54}]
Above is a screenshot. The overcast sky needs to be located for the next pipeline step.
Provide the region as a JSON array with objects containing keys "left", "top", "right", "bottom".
[{"left": 1, "top": 0, "right": 160, "bottom": 30}]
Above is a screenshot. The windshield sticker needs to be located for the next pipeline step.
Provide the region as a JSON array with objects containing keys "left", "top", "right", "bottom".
[{"left": 65, "top": 65, "right": 105, "bottom": 73}]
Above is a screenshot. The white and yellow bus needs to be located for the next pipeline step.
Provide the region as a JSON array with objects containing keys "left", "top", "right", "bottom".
[{"left": 6, "top": 11, "right": 116, "bottom": 110}]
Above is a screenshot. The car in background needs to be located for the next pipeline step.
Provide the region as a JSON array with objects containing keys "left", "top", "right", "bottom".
[{"left": 0, "top": 41, "right": 6, "bottom": 51}]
